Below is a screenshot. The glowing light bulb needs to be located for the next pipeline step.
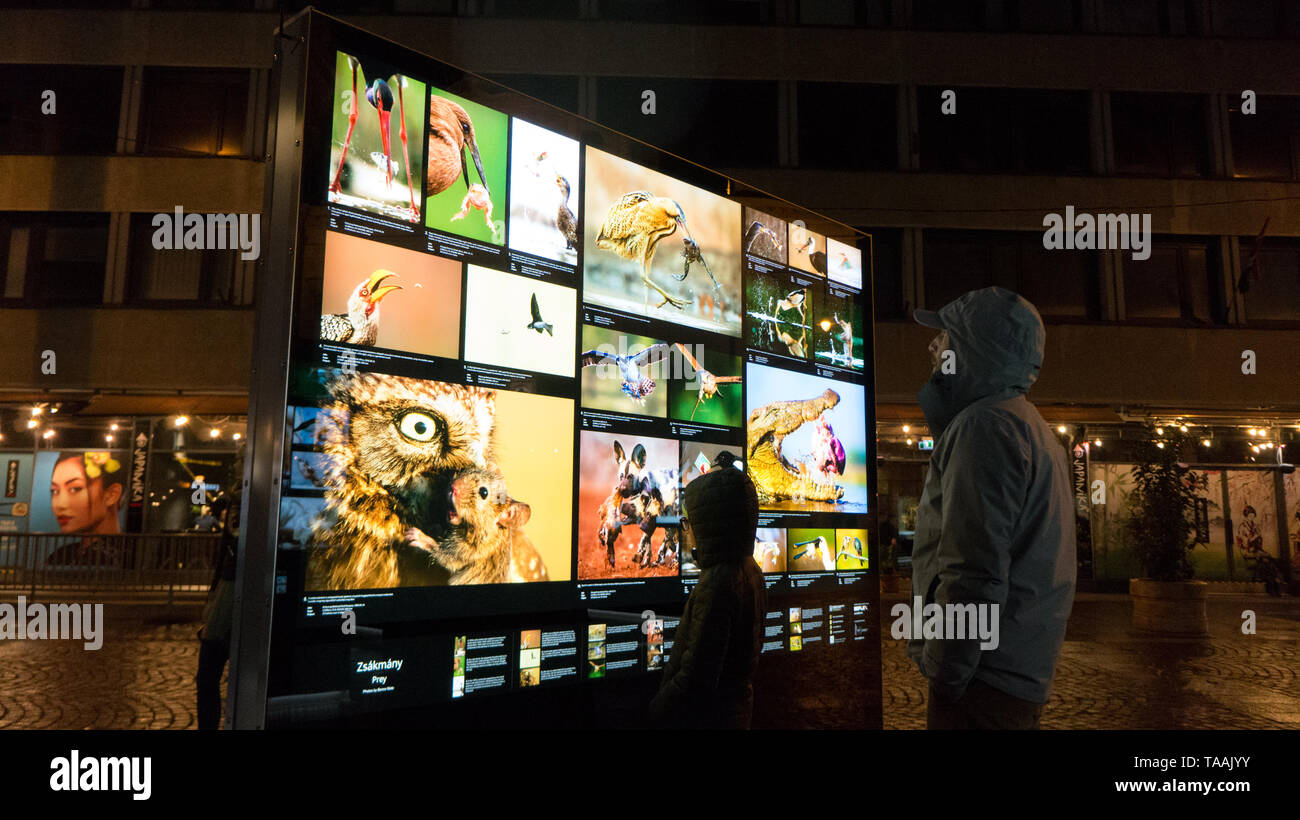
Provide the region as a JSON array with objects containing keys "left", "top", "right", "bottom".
[
  {"left": 209, "top": 428, "right": 221, "bottom": 438},
  {"left": 30, "top": 406, "right": 41, "bottom": 416},
  {"left": 1156, "top": 427, "right": 1164, "bottom": 435},
  {"left": 902, "top": 425, "right": 910, "bottom": 434},
  {"left": 1202, "top": 439, "right": 1211, "bottom": 447},
  {"left": 1057, "top": 425, "right": 1067, "bottom": 434},
  {"left": 26, "top": 419, "right": 38, "bottom": 429},
  {"left": 110, "top": 423, "right": 119, "bottom": 431},
  {"left": 1156, "top": 442, "right": 1165, "bottom": 449},
  {"left": 174, "top": 416, "right": 189, "bottom": 427},
  {"left": 1094, "top": 439, "right": 1101, "bottom": 447}
]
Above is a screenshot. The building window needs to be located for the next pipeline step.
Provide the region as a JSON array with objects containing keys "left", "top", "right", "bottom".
[
  {"left": 1112, "top": 93, "right": 1209, "bottom": 177},
  {"left": 860, "top": 227, "right": 903, "bottom": 320},
  {"left": 0, "top": 65, "right": 123, "bottom": 154},
  {"left": 797, "top": 0, "right": 891, "bottom": 26},
  {"left": 1005, "top": 0, "right": 1082, "bottom": 32},
  {"left": 798, "top": 83, "right": 896, "bottom": 170},
  {"left": 599, "top": 0, "right": 768, "bottom": 24},
  {"left": 918, "top": 87, "right": 1090, "bottom": 174},
  {"left": 923, "top": 229, "right": 1099, "bottom": 320},
  {"left": 912, "top": 0, "right": 986, "bottom": 30},
  {"left": 486, "top": 74, "right": 580, "bottom": 114},
  {"left": 137, "top": 68, "right": 250, "bottom": 157},
  {"left": 125, "top": 213, "right": 237, "bottom": 304},
  {"left": 594, "top": 77, "right": 778, "bottom": 168},
  {"left": 1099, "top": 0, "right": 1202, "bottom": 35},
  {"left": 1122, "top": 236, "right": 1219, "bottom": 323},
  {"left": 1208, "top": 0, "right": 1300, "bottom": 37},
  {"left": 1230, "top": 96, "right": 1300, "bottom": 180},
  {"left": 1238, "top": 237, "right": 1300, "bottom": 324},
  {"left": 0, "top": 212, "right": 108, "bottom": 305}
]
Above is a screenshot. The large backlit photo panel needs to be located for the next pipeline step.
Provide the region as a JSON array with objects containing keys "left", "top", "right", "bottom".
[{"left": 583, "top": 147, "right": 742, "bottom": 336}]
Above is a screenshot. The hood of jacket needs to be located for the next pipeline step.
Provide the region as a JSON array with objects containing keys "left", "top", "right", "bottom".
[
  {"left": 916, "top": 287, "right": 1045, "bottom": 438},
  {"left": 684, "top": 462, "right": 759, "bottom": 569}
]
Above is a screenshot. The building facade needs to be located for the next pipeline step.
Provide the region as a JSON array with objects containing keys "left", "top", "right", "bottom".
[{"left": 2, "top": 0, "right": 1297, "bottom": 581}]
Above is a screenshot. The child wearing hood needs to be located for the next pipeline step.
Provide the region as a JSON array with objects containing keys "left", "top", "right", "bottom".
[{"left": 649, "top": 452, "right": 766, "bottom": 729}]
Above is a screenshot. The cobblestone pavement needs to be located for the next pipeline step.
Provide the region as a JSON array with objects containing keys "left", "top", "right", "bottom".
[
  {"left": 0, "top": 594, "right": 1295, "bottom": 729},
  {"left": 882, "top": 593, "right": 1300, "bottom": 730}
]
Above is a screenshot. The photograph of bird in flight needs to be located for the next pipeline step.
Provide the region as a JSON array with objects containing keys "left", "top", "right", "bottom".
[
  {"left": 318, "top": 230, "right": 462, "bottom": 359},
  {"left": 579, "top": 326, "right": 672, "bottom": 417},
  {"left": 425, "top": 87, "right": 508, "bottom": 246},
  {"left": 508, "top": 119, "right": 581, "bottom": 267},
  {"left": 462, "top": 264, "right": 576, "bottom": 377},
  {"left": 582, "top": 147, "right": 742, "bottom": 337},
  {"left": 326, "top": 51, "right": 426, "bottom": 224}
]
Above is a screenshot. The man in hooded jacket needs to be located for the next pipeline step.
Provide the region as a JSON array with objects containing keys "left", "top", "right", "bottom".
[
  {"left": 649, "top": 452, "right": 766, "bottom": 729},
  {"left": 910, "top": 287, "right": 1075, "bottom": 729}
]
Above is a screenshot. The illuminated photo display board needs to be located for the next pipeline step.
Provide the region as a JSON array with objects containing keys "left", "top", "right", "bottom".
[{"left": 239, "top": 11, "right": 880, "bottom": 729}]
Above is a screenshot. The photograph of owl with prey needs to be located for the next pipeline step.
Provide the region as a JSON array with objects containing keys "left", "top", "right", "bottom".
[
  {"left": 303, "top": 370, "right": 573, "bottom": 590},
  {"left": 583, "top": 147, "right": 742, "bottom": 337}
]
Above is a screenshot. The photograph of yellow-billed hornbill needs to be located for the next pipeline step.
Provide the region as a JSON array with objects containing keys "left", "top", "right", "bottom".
[
  {"left": 303, "top": 372, "right": 573, "bottom": 590},
  {"left": 746, "top": 362, "right": 868, "bottom": 514},
  {"left": 508, "top": 118, "right": 580, "bottom": 266},
  {"left": 462, "top": 264, "right": 577, "bottom": 377},
  {"left": 425, "top": 87, "right": 508, "bottom": 246},
  {"left": 742, "top": 206, "right": 787, "bottom": 266},
  {"left": 745, "top": 270, "right": 814, "bottom": 361},
  {"left": 788, "top": 221, "right": 828, "bottom": 277},
  {"left": 826, "top": 236, "right": 863, "bottom": 290},
  {"left": 327, "top": 51, "right": 426, "bottom": 224},
  {"left": 319, "top": 230, "right": 461, "bottom": 358},
  {"left": 811, "top": 286, "right": 865, "bottom": 372},
  {"left": 583, "top": 147, "right": 742, "bottom": 336}
]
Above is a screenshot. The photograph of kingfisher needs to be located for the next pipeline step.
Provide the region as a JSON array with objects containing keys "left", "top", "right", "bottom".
[
  {"left": 326, "top": 52, "right": 426, "bottom": 223},
  {"left": 320, "top": 270, "right": 401, "bottom": 345}
]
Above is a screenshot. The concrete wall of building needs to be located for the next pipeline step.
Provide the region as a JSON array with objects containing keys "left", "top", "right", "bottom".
[
  {"left": 875, "top": 322, "right": 1300, "bottom": 409},
  {"left": 0, "top": 308, "right": 255, "bottom": 393}
]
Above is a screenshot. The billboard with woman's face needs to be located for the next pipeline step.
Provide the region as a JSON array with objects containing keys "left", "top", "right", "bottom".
[{"left": 29, "top": 451, "right": 129, "bottom": 563}]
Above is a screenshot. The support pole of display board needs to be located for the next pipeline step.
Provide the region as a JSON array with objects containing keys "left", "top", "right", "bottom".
[{"left": 229, "top": 9, "right": 311, "bottom": 730}]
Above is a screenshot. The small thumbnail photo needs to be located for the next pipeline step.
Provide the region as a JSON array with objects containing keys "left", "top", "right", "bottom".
[
  {"left": 835, "top": 529, "right": 870, "bottom": 570},
  {"left": 426, "top": 87, "right": 509, "bottom": 245},
  {"left": 789, "top": 222, "right": 827, "bottom": 277},
  {"left": 463, "top": 264, "right": 577, "bottom": 377},
  {"left": 826, "top": 236, "right": 862, "bottom": 289},
  {"left": 753, "top": 528, "right": 787, "bottom": 574},
  {"left": 509, "top": 118, "right": 581, "bottom": 265},
  {"left": 742, "top": 206, "right": 787, "bottom": 266}
]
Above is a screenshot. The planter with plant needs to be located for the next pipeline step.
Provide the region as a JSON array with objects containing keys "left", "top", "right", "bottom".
[{"left": 1126, "top": 428, "right": 1209, "bottom": 636}]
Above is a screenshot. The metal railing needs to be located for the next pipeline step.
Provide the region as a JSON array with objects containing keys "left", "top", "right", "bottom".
[{"left": 0, "top": 533, "right": 221, "bottom": 596}]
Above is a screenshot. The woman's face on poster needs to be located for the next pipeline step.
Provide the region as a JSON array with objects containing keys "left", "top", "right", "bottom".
[{"left": 50, "top": 458, "right": 120, "bottom": 534}]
